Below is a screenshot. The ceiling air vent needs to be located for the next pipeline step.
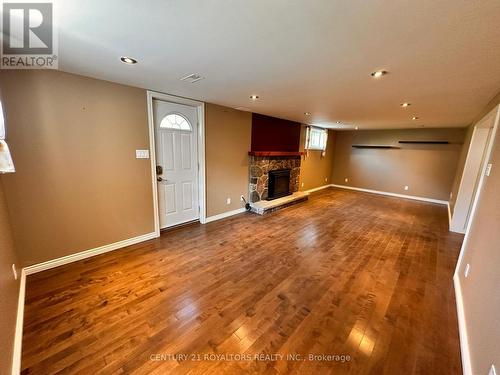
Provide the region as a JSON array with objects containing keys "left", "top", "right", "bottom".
[{"left": 180, "top": 73, "right": 205, "bottom": 83}]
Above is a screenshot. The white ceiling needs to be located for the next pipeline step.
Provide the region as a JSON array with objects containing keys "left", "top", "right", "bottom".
[{"left": 57, "top": 0, "right": 500, "bottom": 129}]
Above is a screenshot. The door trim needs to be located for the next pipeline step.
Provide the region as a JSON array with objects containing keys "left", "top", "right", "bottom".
[{"left": 147, "top": 90, "right": 206, "bottom": 236}]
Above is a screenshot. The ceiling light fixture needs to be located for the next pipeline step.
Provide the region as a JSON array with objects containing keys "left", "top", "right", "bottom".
[
  {"left": 304, "top": 112, "right": 311, "bottom": 116},
  {"left": 336, "top": 121, "right": 341, "bottom": 124},
  {"left": 371, "top": 70, "right": 388, "bottom": 78},
  {"left": 120, "top": 56, "right": 137, "bottom": 64},
  {"left": 412, "top": 116, "right": 419, "bottom": 120},
  {"left": 401, "top": 102, "right": 411, "bottom": 108},
  {"left": 355, "top": 126, "right": 359, "bottom": 130},
  {"left": 249, "top": 95, "right": 259, "bottom": 100}
]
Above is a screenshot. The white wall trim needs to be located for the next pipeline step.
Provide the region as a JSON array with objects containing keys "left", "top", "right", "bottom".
[
  {"left": 454, "top": 104, "right": 500, "bottom": 277},
  {"left": 330, "top": 184, "right": 448, "bottom": 205},
  {"left": 304, "top": 184, "right": 333, "bottom": 193},
  {"left": 451, "top": 104, "right": 500, "bottom": 375},
  {"left": 11, "top": 269, "right": 26, "bottom": 375},
  {"left": 146, "top": 91, "right": 207, "bottom": 230},
  {"left": 454, "top": 274, "right": 472, "bottom": 375},
  {"left": 205, "top": 207, "right": 247, "bottom": 223},
  {"left": 23, "top": 232, "right": 157, "bottom": 275}
]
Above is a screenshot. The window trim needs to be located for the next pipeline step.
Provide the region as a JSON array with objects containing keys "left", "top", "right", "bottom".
[{"left": 305, "top": 126, "right": 328, "bottom": 151}]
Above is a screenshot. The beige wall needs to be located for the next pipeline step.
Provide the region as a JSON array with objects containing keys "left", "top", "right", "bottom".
[
  {"left": 456, "top": 117, "right": 500, "bottom": 374},
  {"left": 331, "top": 128, "right": 465, "bottom": 201},
  {"left": 0, "top": 179, "right": 19, "bottom": 375},
  {"left": 299, "top": 127, "right": 336, "bottom": 191},
  {"left": 0, "top": 70, "right": 154, "bottom": 266},
  {"left": 205, "top": 104, "right": 251, "bottom": 217}
]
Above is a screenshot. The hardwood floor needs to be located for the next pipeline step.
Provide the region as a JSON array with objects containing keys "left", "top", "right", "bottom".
[{"left": 22, "top": 188, "right": 464, "bottom": 374}]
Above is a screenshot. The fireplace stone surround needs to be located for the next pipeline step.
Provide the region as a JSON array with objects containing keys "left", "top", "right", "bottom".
[{"left": 248, "top": 155, "right": 301, "bottom": 203}]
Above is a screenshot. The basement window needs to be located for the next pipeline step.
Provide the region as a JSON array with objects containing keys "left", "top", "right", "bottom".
[
  {"left": 305, "top": 126, "right": 328, "bottom": 151},
  {"left": 160, "top": 113, "right": 192, "bottom": 131},
  {"left": 0, "top": 100, "right": 15, "bottom": 174}
]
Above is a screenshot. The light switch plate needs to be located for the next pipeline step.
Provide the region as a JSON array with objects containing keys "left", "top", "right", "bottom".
[
  {"left": 485, "top": 163, "right": 493, "bottom": 176},
  {"left": 136, "top": 150, "right": 150, "bottom": 159}
]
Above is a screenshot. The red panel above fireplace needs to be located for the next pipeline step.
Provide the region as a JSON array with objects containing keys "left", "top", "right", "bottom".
[{"left": 251, "top": 113, "right": 301, "bottom": 152}]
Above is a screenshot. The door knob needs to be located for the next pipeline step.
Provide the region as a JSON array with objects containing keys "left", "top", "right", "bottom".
[{"left": 157, "top": 176, "right": 165, "bottom": 182}]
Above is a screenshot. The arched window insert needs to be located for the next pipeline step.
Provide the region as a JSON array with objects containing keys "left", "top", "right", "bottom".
[{"left": 160, "top": 113, "right": 192, "bottom": 131}]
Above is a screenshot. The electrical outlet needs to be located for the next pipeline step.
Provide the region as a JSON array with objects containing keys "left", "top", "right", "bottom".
[
  {"left": 12, "top": 264, "right": 17, "bottom": 280},
  {"left": 404, "top": 185, "right": 409, "bottom": 191},
  {"left": 226, "top": 198, "right": 231, "bottom": 205},
  {"left": 240, "top": 195, "right": 245, "bottom": 202},
  {"left": 464, "top": 263, "right": 471, "bottom": 278},
  {"left": 345, "top": 178, "right": 349, "bottom": 183}
]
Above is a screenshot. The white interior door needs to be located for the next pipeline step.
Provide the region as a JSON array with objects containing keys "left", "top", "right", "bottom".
[{"left": 154, "top": 99, "right": 199, "bottom": 228}]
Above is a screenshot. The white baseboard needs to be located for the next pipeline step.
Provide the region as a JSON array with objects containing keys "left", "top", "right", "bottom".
[
  {"left": 304, "top": 184, "right": 333, "bottom": 193},
  {"left": 330, "top": 184, "right": 448, "bottom": 205},
  {"left": 23, "top": 231, "right": 158, "bottom": 275},
  {"left": 454, "top": 274, "right": 472, "bottom": 375},
  {"left": 11, "top": 269, "right": 26, "bottom": 375},
  {"left": 205, "top": 207, "right": 247, "bottom": 223}
]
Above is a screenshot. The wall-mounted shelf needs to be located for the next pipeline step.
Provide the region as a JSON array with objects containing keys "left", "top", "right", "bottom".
[
  {"left": 248, "top": 151, "right": 305, "bottom": 156},
  {"left": 352, "top": 145, "right": 400, "bottom": 149},
  {"left": 399, "top": 140, "right": 450, "bottom": 144}
]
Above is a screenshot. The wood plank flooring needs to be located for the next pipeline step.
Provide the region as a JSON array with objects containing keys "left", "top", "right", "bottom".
[{"left": 22, "top": 188, "right": 464, "bottom": 374}]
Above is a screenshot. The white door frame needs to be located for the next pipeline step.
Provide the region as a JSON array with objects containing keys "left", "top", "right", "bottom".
[
  {"left": 147, "top": 90, "right": 206, "bottom": 236},
  {"left": 452, "top": 104, "right": 500, "bottom": 375}
]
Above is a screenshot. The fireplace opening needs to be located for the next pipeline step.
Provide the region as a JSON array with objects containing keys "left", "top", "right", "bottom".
[{"left": 268, "top": 169, "right": 291, "bottom": 200}]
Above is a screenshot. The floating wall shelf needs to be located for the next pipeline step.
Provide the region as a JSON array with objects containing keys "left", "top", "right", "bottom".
[
  {"left": 352, "top": 145, "right": 400, "bottom": 149},
  {"left": 399, "top": 140, "right": 450, "bottom": 144}
]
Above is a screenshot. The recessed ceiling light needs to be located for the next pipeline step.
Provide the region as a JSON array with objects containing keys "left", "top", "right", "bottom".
[
  {"left": 371, "top": 70, "right": 388, "bottom": 78},
  {"left": 401, "top": 102, "right": 411, "bottom": 108},
  {"left": 120, "top": 56, "right": 137, "bottom": 64},
  {"left": 249, "top": 95, "right": 259, "bottom": 100},
  {"left": 412, "top": 116, "right": 419, "bottom": 120},
  {"left": 304, "top": 112, "right": 311, "bottom": 116}
]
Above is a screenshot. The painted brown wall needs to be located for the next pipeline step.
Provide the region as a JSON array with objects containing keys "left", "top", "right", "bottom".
[
  {"left": 251, "top": 114, "right": 301, "bottom": 152},
  {"left": 0, "top": 179, "right": 19, "bottom": 375},
  {"left": 456, "top": 120, "right": 500, "bottom": 374},
  {"left": 299, "top": 127, "right": 336, "bottom": 191},
  {"left": 0, "top": 70, "right": 154, "bottom": 266},
  {"left": 331, "top": 128, "right": 465, "bottom": 201},
  {"left": 205, "top": 104, "right": 251, "bottom": 217}
]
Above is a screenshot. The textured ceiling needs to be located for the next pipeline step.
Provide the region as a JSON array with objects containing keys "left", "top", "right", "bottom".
[{"left": 57, "top": 0, "right": 500, "bottom": 129}]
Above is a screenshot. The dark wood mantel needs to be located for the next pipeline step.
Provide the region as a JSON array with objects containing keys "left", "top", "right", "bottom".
[{"left": 248, "top": 151, "right": 305, "bottom": 157}]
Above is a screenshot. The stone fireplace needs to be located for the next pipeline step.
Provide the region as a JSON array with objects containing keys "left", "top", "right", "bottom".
[{"left": 249, "top": 155, "right": 301, "bottom": 203}]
